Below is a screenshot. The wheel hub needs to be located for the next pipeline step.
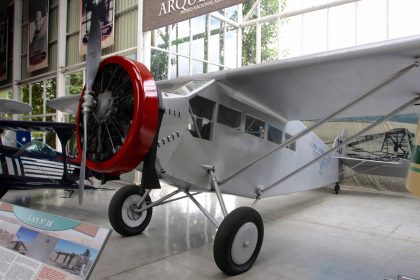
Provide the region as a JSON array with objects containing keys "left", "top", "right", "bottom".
[
  {"left": 231, "top": 222, "right": 258, "bottom": 265},
  {"left": 121, "top": 194, "right": 147, "bottom": 227}
]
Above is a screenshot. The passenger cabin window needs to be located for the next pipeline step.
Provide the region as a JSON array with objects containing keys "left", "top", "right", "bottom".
[
  {"left": 285, "top": 133, "right": 296, "bottom": 151},
  {"left": 245, "top": 115, "right": 265, "bottom": 139},
  {"left": 188, "top": 96, "right": 215, "bottom": 140},
  {"left": 217, "top": 104, "right": 241, "bottom": 130},
  {"left": 268, "top": 125, "right": 282, "bottom": 144}
]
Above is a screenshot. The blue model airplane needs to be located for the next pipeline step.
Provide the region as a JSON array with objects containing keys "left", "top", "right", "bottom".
[{"left": 0, "top": 119, "right": 115, "bottom": 198}]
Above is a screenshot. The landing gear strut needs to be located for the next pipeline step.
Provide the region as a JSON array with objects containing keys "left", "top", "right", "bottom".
[{"left": 107, "top": 170, "right": 265, "bottom": 276}]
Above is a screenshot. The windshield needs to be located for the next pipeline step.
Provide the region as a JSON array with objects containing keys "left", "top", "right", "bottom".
[{"left": 25, "top": 140, "right": 57, "bottom": 158}]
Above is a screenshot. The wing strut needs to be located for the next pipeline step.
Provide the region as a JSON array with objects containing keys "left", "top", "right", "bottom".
[
  {"left": 261, "top": 95, "right": 420, "bottom": 195},
  {"left": 219, "top": 60, "right": 419, "bottom": 186}
]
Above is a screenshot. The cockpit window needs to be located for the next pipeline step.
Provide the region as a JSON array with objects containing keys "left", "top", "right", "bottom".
[
  {"left": 245, "top": 115, "right": 265, "bottom": 139},
  {"left": 268, "top": 125, "right": 282, "bottom": 144},
  {"left": 25, "top": 140, "right": 57, "bottom": 158},
  {"left": 188, "top": 96, "right": 215, "bottom": 140},
  {"left": 217, "top": 104, "right": 241, "bottom": 130}
]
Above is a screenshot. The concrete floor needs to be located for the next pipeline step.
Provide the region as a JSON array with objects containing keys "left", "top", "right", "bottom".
[{"left": 3, "top": 183, "right": 420, "bottom": 280}]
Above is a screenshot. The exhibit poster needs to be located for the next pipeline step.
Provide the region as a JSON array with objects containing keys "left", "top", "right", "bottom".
[
  {"left": 0, "top": 202, "right": 111, "bottom": 280},
  {"left": 143, "top": 0, "right": 248, "bottom": 31},
  {"left": 0, "top": 7, "right": 8, "bottom": 82},
  {"left": 28, "top": 0, "right": 49, "bottom": 73},
  {"left": 79, "top": 0, "right": 115, "bottom": 55}
]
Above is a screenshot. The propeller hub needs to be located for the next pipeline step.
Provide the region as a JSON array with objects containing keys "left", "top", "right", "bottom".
[{"left": 94, "top": 90, "right": 116, "bottom": 123}]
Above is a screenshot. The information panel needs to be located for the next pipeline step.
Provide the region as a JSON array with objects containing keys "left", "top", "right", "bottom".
[{"left": 0, "top": 202, "right": 111, "bottom": 280}]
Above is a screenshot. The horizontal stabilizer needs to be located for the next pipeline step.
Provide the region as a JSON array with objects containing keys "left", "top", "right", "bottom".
[
  {"left": 0, "top": 99, "right": 32, "bottom": 114},
  {"left": 46, "top": 94, "right": 81, "bottom": 115},
  {"left": 339, "top": 156, "right": 409, "bottom": 178}
]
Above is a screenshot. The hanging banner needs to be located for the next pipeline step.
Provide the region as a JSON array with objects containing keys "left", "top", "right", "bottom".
[
  {"left": 0, "top": 7, "right": 8, "bottom": 82},
  {"left": 143, "top": 0, "right": 247, "bottom": 32},
  {"left": 28, "top": 0, "right": 49, "bottom": 73},
  {"left": 79, "top": 0, "right": 115, "bottom": 55}
]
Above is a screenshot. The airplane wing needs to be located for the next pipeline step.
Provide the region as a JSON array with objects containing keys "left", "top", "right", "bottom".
[
  {"left": 157, "top": 35, "right": 420, "bottom": 121},
  {"left": 46, "top": 94, "right": 80, "bottom": 115},
  {"left": 0, "top": 120, "right": 75, "bottom": 144},
  {"left": 338, "top": 156, "right": 409, "bottom": 178},
  {"left": 0, "top": 98, "right": 32, "bottom": 114}
]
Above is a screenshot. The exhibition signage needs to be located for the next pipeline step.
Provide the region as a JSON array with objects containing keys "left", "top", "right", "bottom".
[
  {"left": 0, "top": 202, "right": 111, "bottom": 280},
  {"left": 79, "top": 0, "right": 115, "bottom": 55},
  {"left": 28, "top": 0, "right": 49, "bottom": 72},
  {"left": 0, "top": 7, "right": 8, "bottom": 82},
  {"left": 143, "top": 0, "right": 248, "bottom": 31}
]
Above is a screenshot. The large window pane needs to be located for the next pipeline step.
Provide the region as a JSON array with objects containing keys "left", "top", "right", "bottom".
[
  {"left": 389, "top": 0, "right": 420, "bottom": 39},
  {"left": 302, "top": 10, "right": 327, "bottom": 55},
  {"left": 65, "top": 71, "right": 84, "bottom": 96},
  {"left": 217, "top": 104, "right": 241, "bottom": 130},
  {"left": 261, "top": 21, "right": 278, "bottom": 63},
  {"left": 151, "top": 49, "right": 169, "bottom": 81},
  {"left": 31, "top": 82, "right": 44, "bottom": 115},
  {"left": 170, "top": 20, "right": 190, "bottom": 56},
  {"left": 328, "top": 3, "right": 356, "bottom": 50},
  {"left": 0, "top": 89, "right": 12, "bottom": 99},
  {"left": 45, "top": 79, "right": 56, "bottom": 114},
  {"left": 261, "top": 0, "right": 279, "bottom": 17},
  {"left": 170, "top": 55, "right": 189, "bottom": 79},
  {"left": 357, "top": 0, "right": 386, "bottom": 44},
  {"left": 242, "top": 25, "right": 257, "bottom": 65},
  {"left": 225, "top": 28, "right": 237, "bottom": 68},
  {"left": 280, "top": 15, "right": 302, "bottom": 58}
]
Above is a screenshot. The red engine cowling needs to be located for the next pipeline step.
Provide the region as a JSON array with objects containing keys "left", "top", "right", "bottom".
[{"left": 76, "top": 56, "right": 159, "bottom": 174}]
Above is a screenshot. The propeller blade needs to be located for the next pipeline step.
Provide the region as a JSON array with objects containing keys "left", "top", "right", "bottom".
[
  {"left": 79, "top": 3, "right": 101, "bottom": 205},
  {"left": 85, "top": 4, "right": 101, "bottom": 92}
]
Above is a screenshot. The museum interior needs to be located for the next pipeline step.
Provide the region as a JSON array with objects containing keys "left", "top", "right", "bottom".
[{"left": 1, "top": 0, "right": 420, "bottom": 279}]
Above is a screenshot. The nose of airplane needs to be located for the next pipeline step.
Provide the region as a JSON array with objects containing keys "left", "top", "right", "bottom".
[{"left": 76, "top": 56, "right": 159, "bottom": 174}]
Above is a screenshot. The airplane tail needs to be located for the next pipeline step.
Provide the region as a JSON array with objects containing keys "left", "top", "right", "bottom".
[
  {"left": 406, "top": 118, "right": 420, "bottom": 197},
  {"left": 333, "top": 128, "right": 348, "bottom": 156}
]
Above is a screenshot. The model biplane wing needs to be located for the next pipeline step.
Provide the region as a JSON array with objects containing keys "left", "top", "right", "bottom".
[{"left": 0, "top": 98, "right": 32, "bottom": 114}]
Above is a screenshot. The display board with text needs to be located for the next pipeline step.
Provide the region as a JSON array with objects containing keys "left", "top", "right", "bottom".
[{"left": 0, "top": 202, "right": 111, "bottom": 280}]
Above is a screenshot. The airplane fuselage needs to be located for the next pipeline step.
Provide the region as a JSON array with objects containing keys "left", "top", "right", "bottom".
[{"left": 143, "top": 82, "right": 339, "bottom": 199}]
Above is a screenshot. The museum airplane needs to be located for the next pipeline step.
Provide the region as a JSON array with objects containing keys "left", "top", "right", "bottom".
[
  {"left": 0, "top": 98, "right": 114, "bottom": 197},
  {"left": 45, "top": 4, "right": 420, "bottom": 275},
  {"left": 0, "top": 119, "right": 117, "bottom": 198}
]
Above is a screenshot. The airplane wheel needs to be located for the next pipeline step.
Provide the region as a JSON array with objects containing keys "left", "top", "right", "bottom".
[
  {"left": 108, "top": 185, "right": 152, "bottom": 236},
  {"left": 213, "top": 207, "right": 264, "bottom": 275},
  {"left": 334, "top": 183, "right": 340, "bottom": 195}
]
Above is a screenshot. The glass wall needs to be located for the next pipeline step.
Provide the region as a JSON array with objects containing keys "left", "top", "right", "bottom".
[
  {"left": 19, "top": 79, "right": 57, "bottom": 147},
  {"left": 151, "top": 0, "right": 420, "bottom": 80}
]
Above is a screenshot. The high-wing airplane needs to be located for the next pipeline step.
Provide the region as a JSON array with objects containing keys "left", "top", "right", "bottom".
[{"left": 46, "top": 4, "right": 420, "bottom": 275}]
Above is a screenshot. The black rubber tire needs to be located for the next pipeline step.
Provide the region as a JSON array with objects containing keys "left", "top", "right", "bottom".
[
  {"left": 108, "top": 185, "right": 152, "bottom": 236},
  {"left": 334, "top": 183, "right": 340, "bottom": 195},
  {"left": 213, "top": 207, "right": 264, "bottom": 275}
]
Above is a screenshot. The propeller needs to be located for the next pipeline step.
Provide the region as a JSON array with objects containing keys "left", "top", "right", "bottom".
[{"left": 79, "top": 2, "right": 101, "bottom": 204}]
